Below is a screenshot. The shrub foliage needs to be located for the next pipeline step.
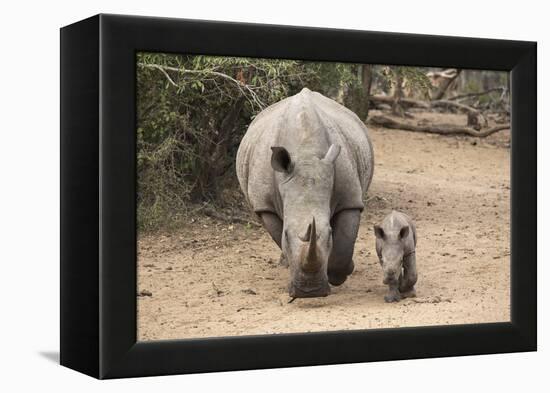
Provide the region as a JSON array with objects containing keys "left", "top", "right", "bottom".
[{"left": 136, "top": 53, "right": 430, "bottom": 230}]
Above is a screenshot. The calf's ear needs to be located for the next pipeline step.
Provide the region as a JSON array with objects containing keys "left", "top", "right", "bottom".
[
  {"left": 271, "top": 146, "right": 292, "bottom": 173},
  {"left": 323, "top": 144, "right": 341, "bottom": 164},
  {"left": 399, "top": 226, "right": 410, "bottom": 239},
  {"left": 374, "top": 225, "right": 385, "bottom": 239}
]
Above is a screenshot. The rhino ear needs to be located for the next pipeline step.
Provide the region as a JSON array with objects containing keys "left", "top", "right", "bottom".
[
  {"left": 374, "top": 225, "right": 385, "bottom": 239},
  {"left": 323, "top": 144, "right": 341, "bottom": 164},
  {"left": 271, "top": 146, "right": 292, "bottom": 173},
  {"left": 399, "top": 226, "right": 409, "bottom": 239}
]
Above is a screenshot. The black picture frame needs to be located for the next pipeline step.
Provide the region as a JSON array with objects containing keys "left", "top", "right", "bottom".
[{"left": 60, "top": 14, "right": 536, "bottom": 379}]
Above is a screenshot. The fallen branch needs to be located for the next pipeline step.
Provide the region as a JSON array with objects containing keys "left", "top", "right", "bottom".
[
  {"left": 369, "top": 115, "right": 510, "bottom": 137},
  {"left": 431, "top": 99, "right": 481, "bottom": 116},
  {"left": 431, "top": 99, "right": 488, "bottom": 128},
  {"left": 448, "top": 87, "right": 506, "bottom": 101},
  {"left": 369, "top": 95, "right": 430, "bottom": 109},
  {"left": 370, "top": 95, "right": 488, "bottom": 127},
  {"left": 369, "top": 96, "right": 483, "bottom": 117},
  {"left": 371, "top": 95, "right": 484, "bottom": 112}
]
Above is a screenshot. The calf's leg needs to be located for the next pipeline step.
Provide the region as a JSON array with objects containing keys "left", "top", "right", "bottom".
[
  {"left": 385, "top": 281, "right": 402, "bottom": 303},
  {"left": 399, "top": 253, "right": 417, "bottom": 298}
]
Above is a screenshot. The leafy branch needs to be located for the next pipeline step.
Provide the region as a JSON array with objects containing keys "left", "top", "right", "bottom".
[{"left": 138, "top": 62, "right": 267, "bottom": 109}]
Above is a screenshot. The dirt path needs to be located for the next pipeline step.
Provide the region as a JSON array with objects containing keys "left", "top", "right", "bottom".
[{"left": 137, "top": 111, "right": 510, "bottom": 341}]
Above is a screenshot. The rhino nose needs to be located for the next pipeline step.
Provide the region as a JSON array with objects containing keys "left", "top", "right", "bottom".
[{"left": 386, "top": 268, "right": 397, "bottom": 276}]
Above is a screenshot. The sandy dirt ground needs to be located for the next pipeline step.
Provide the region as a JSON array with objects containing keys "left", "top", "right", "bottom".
[{"left": 137, "top": 111, "right": 510, "bottom": 341}]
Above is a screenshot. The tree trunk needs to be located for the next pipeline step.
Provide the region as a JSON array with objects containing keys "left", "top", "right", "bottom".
[
  {"left": 391, "top": 72, "right": 405, "bottom": 117},
  {"left": 361, "top": 64, "right": 374, "bottom": 120},
  {"left": 432, "top": 69, "right": 462, "bottom": 100}
]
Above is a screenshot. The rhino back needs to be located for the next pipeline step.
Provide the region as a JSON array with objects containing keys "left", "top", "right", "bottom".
[
  {"left": 236, "top": 88, "right": 374, "bottom": 217},
  {"left": 312, "top": 91, "right": 375, "bottom": 194}
]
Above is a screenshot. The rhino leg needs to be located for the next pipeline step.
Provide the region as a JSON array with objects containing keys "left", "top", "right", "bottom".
[
  {"left": 328, "top": 209, "right": 360, "bottom": 286},
  {"left": 259, "top": 212, "right": 287, "bottom": 266},
  {"left": 399, "top": 253, "right": 417, "bottom": 297}
]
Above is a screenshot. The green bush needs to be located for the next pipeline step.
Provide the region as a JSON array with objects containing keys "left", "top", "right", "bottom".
[
  {"left": 137, "top": 53, "right": 330, "bottom": 229},
  {"left": 136, "top": 53, "right": 434, "bottom": 230}
]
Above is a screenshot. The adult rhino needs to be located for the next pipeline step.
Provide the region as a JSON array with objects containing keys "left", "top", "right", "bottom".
[{"left": 236, "top": 88, "right": 374, "bottom": 298}]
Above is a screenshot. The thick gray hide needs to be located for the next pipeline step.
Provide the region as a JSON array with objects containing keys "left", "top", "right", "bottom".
[
  {"left": 236, "top": 88, "right": 374, "bottom": 297},
  {"left": 237, "top": 88, "right": 373, "bottom": 221}
]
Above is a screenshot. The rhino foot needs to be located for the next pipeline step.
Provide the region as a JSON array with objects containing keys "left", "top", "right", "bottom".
[
  {"left": 328, "top": 259, "right": 354, "bottom": 286},
  {"left": 384, "top": 290, "right": 402, "bottom": 303},
  {"left": 328, "top": 272, "right": 348, "bottom": 286},
  {"left": 400, "top": 287, "right": 416, "bottom": 299}
]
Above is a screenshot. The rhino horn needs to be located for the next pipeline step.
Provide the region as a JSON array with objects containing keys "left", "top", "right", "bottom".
[
  {"left": 323, "top": 144, "right": 341, "bottom": 164},
  {"left": 301, "top": 217, "right": 319, "bottom": 272}
]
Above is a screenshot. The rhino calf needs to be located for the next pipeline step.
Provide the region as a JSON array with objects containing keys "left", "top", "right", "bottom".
[{"left": 374, "top": 211, "right": 418, "bottom": 303}]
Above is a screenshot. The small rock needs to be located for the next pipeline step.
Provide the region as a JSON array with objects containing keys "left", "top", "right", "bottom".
[
  {"left": 242, "top": 289, "right": 257, "bottom": 295},
  {"left": 212, "top": 282, "right": 224, "bottom": 297},
  {"left": 138, "top": 290, "right": 152, "bottom": 297}
]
